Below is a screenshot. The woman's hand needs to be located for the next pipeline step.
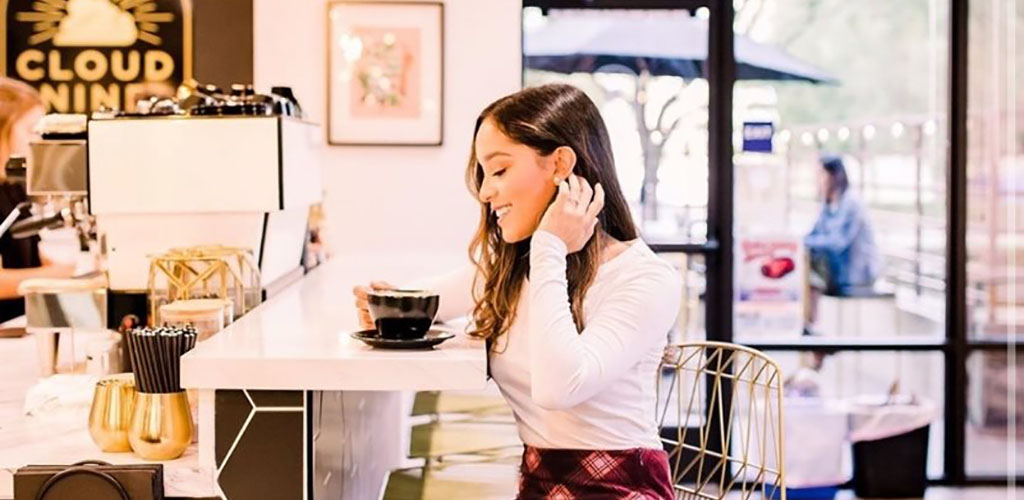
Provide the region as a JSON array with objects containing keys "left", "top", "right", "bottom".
[
  {"left": 537, "top": 175, "right": 605, "bottom": 253},
  {"left": 352, "top": 281, "right": 394, "bottom": 330}
]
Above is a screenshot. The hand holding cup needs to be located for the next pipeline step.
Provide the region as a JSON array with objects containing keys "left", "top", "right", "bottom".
[{"left": 353, "top": 281, "right": 395, "bottom": 331}]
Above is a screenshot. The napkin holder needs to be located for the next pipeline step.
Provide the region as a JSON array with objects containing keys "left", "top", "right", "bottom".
[{"left": 14, "top": 460, "right": 163, "bottom": 500}]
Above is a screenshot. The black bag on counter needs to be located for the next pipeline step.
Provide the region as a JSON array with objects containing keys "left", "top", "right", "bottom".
[{"left": 14, "top": 460, "right": 163, "bottom": 500}]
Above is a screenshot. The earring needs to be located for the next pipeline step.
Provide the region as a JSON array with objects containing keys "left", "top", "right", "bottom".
[{"left": 552, "top": 175, "right": 560, "bottom": 186}]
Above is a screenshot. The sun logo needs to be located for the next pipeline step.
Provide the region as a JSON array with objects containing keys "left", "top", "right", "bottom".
[{"left": 15, "top": 0, "right": 174, "bottom": 47}]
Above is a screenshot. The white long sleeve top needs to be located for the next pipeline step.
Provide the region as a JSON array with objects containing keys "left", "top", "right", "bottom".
[{"left": 417, "top": 230, "right": 681, "bottom": 450}]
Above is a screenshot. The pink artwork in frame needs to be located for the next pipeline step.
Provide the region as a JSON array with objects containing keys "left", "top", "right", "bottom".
[
  {"left": 349, "top": 26, "right": 422, "bottom": 119},
  {"left": 327, "top": 1, "right": 443, "bottom": 146}
]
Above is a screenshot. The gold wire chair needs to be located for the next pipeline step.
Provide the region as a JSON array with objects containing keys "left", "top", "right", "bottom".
[{"left": 657, "top": 342, "right": 787, "bottom": 500}]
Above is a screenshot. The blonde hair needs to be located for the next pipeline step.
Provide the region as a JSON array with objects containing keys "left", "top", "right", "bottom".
[{"left": 0, "top": 77, "right": 43, "bottom": 167}]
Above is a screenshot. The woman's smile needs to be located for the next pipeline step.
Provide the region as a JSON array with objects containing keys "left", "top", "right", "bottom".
[{"left": 493, "top": 204, "right": 512, "bottom": 222}]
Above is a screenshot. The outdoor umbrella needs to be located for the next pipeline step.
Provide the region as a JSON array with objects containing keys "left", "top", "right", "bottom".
[
  {"left": 524, "top": 13, "right": 835, "bottom": 224},
  {"left": 524, "top": 15, "right": 836, "bottom": 83}
]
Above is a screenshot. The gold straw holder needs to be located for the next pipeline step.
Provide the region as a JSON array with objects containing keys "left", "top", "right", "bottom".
[
  {"left": 88, "top": 376, "right": 137, "bottom": 452},
  {"left": 128, "top": 391, "right": 193, "bottom": 461}
]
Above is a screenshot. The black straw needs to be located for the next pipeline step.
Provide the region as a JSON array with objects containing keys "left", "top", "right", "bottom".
[{"left": 127, "top": 326, "right": 199, "bottom": 393}]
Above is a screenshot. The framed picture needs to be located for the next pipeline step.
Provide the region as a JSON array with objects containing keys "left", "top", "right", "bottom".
[{"left": 327, "top": 1, "right": 444, "bottom": 146}]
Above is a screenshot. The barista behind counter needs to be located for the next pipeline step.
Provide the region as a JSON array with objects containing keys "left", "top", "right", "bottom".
[{"left": 0, "top": 77, "right": 73, "bottom": 324}]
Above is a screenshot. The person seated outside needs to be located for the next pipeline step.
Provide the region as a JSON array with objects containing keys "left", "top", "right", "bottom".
[{"left": 804, "top": 155, "right": 881, "bottom": 335}]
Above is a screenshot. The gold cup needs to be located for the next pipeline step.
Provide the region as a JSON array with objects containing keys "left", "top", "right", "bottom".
[
  {"left": 88, "top": 376, "right": 137, "bottom": 452},
  {"left": 128, "top": 391, "right": 193, "bottom": 460}
]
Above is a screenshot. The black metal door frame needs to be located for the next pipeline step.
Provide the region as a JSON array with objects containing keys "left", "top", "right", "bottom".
[{"left": 946, "top": 0, "right": 969, "bottom": 484}]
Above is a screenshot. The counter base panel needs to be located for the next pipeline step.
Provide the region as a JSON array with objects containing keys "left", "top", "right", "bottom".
[{"left": 212, "top": 389, "right": 404, "bottom": 500}]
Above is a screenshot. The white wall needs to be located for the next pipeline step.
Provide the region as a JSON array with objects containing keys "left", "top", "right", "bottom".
[{"left": 253, "top": 0, "right": 522, "bottom": 280}]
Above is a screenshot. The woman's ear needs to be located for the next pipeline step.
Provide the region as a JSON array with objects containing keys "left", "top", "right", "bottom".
[{"left": 552, "top": 146, "right": 578, "bottom": 181}]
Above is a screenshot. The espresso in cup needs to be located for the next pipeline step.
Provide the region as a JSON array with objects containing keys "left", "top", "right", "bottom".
[{"left": 366, "top": 289, "right": 440, "bottom": 340}]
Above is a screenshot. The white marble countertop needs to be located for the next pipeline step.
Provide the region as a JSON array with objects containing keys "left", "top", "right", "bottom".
[
  {"left": 0, "top": 409, "right": 216, "bottom": 499},
  {"left": 181, "top": 258, "right": 488, "bottom": 392},
  {"left": 0, "top": 331, "right": 216, "bottom": 499}
]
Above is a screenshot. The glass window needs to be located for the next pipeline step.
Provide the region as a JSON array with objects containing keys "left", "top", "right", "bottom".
[
  {"left": 660, "top": 252, "right": 707, "bottom": 343},
  {"left": 965, "top": 0, "right": 1024, "bottom": 343},
  {"left": 963, "top": 0, "right": 1022, "bottom": 480},
  {"left": 966, "top": 350, "right": 1024, "bottom": 476},
  {"left": 732, "top": 0, "right": 949, "bottom": 342},
  {"left": 656, "top": 350, "right": 946, "bottom": 481},
  {"left": 772, "top": 350, "right": 946, "bottom": 479},
  {"left": 523, "top": 7, "right": 710, "bottom": 244}
]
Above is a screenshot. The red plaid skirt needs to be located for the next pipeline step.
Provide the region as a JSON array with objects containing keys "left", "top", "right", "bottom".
[{"left": 517, "top": 445, "right": 675, "bottom": 499}]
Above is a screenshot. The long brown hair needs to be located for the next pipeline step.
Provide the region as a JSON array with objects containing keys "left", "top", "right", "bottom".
[
  {"left": 0, "top": 77, "right": 42, "bottom": 169},
  {"left": 465, "top": 83, "right": 637, "bottom": 342}
]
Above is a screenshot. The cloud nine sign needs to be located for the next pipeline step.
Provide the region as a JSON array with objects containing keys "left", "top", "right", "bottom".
[{"left": 1, "top": 0, "right": 192, "bottom": 113}]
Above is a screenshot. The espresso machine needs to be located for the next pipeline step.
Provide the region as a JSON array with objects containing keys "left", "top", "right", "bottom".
[
  {"left": 87, "top": 93, "right": 322, "bottom": 329},
  {"left": 20, "top": 84, "right": 322, "bottom": 336}
]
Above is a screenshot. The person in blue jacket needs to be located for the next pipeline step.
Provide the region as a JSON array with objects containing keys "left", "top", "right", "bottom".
[{"left": 804, "top": 155, "right": 881, "bottom": 333}]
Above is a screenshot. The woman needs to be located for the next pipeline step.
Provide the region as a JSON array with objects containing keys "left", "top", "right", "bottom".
[
  {"left": 0, "top": 77, "right": 74, "bottom": 323},
  {"left": 354, "top": 84, "right": 680, "bottom": 498},
  {"left": 804, "top": 155, "right": 880, "bottom": 332}
]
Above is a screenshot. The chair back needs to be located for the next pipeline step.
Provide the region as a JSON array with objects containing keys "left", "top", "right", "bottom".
[{"left": 657, "top": 342, "right": 786, "bottom": 500}]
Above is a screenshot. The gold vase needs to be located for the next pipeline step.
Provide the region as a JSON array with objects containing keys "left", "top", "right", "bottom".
[
  {"left": 128, "top": 391, "right": 193, "bottom": 460},
  {"left": 88, "top": 376, "right": 137, "bottom": 452}
]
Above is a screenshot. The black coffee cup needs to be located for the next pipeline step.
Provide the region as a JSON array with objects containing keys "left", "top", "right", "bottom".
[{"left": 366, "top": 290, "right": 440, "bottom": 340}]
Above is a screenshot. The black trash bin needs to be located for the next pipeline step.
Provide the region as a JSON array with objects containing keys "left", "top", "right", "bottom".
[{"left": 851, "top": 424, "right": 929, "bottom": 498}]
